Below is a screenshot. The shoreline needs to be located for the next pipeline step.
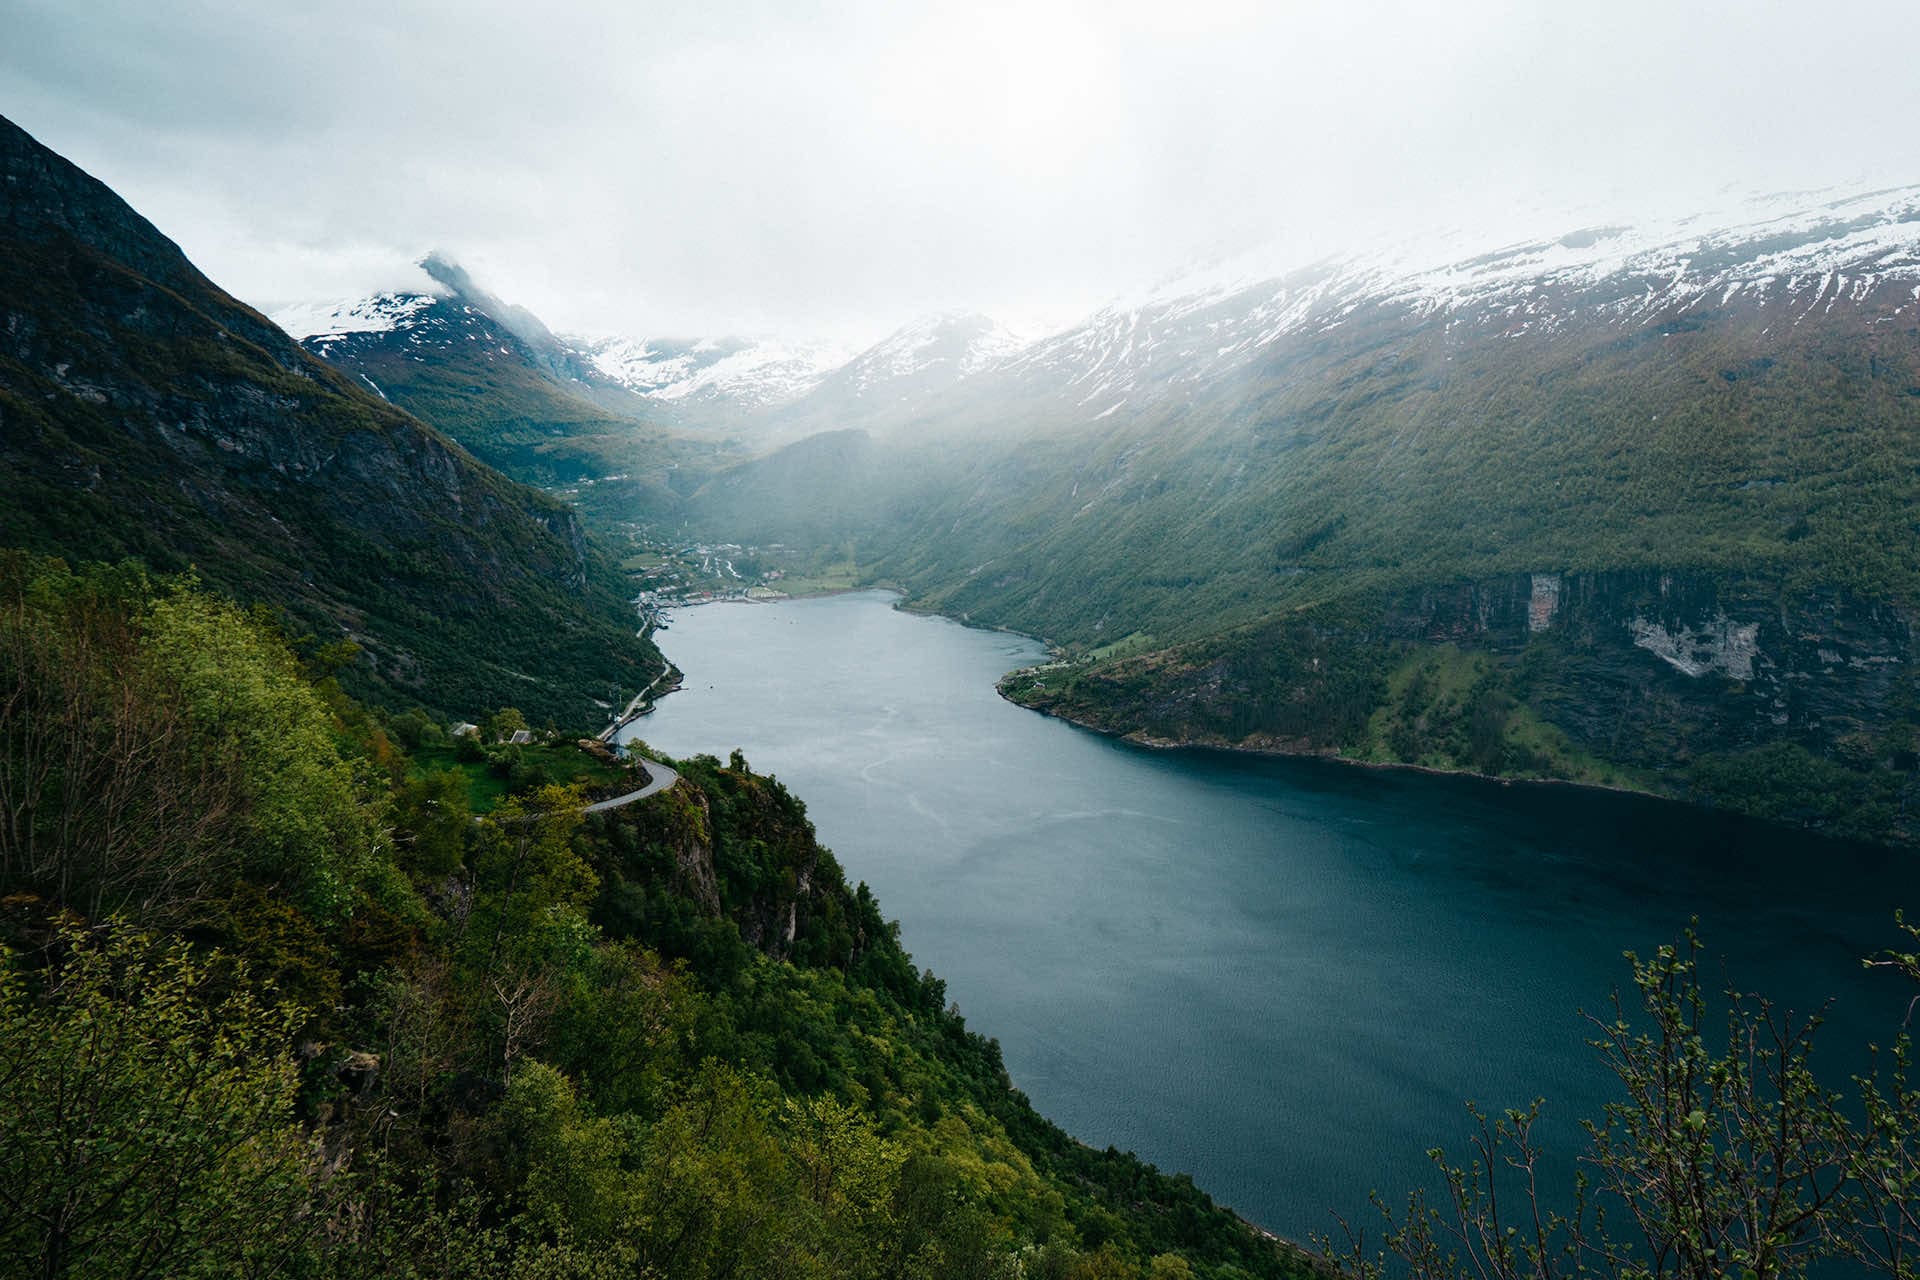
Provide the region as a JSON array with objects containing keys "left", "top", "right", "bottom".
[
  {"left": 660, "top": 582, "right": 881, "bottom": 608},
  {"left": 1005, "top": 689, "right": 1909, "bottom": 851},
  {"left": 667, "top": 582, "right": 1054, "bottom": 648},
  {"left": 638, "top": 587, "right": 1794, "bottom": 841},
  {"left": 1002, "top": 686, "right": 1690, "bottom": 807}
]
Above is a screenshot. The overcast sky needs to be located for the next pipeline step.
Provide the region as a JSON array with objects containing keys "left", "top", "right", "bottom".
[{"left": 5, "top": 0, "right": 1919, "bottom": 344}]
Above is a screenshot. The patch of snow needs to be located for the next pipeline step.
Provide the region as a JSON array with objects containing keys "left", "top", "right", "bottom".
[
  {"left": 576, "top": 334, "right": 853, "bottom": 407},
  {"left": 273, "top": 290, "right": 443, "bottom": 341}
]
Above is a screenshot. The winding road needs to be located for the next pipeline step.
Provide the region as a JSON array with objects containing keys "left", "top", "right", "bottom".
[{"left": 582, "top": 756, "right": 680, "bottom": 813}]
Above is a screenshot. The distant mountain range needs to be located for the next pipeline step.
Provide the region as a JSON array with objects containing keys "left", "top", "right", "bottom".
[
  {"left": 278, "top": 271, "right": 1029, "bottom": 447},
  {"left": 269, "top": 165, "right": 1920, "bottom": 844},
  {"left": 677, "top": 183, "right": 1920, "bottom": 846},
  {"left": 285, "top": 182, "right": 1920, "bottom": 449},
  {"left": 0, "top": 115, "right": 664, "bottom": 725}
]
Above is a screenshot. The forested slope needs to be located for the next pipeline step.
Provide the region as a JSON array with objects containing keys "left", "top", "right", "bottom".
[
  {"left": 0, "top": 552, "right": 1310, "bottom": 1280},
  {"left": 686, "top": 201, "right": 1920, "bottom": 843},
  {"left": 0, "top": 115, "right": 662, "bottom": 726}
]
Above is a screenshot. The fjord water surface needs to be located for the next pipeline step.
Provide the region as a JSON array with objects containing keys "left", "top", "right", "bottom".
[{"left": 623, "top": 590, "right": 1920, "bottom": 1243}]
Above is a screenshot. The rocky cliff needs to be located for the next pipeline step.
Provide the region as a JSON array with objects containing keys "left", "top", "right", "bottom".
[
  {"left": 1007, "top": 571, "right": 1919, "bottom": 844},
  {"left": 1385, "top": 570, "right": 1915, "bottom": 766}
]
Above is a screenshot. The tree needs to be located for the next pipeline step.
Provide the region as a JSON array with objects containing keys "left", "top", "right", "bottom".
[
  {"left": 0, "top": 557, "right": 379, "bottom": 923},
  {"left": 1840, "top": 914, "right": 1920, "bottom": 1277},
  {"left": 0, "top": 923, "right": 316, "bottom": 1279},
  {"left": 486, "top": 708, "right": 528, "bottom": 742},
  {"left": 1328, "top": 929, "right": 1906, "bottom": 1280},
  {"left": 0, "top": 558, "right": 244, "bottom": 924}
]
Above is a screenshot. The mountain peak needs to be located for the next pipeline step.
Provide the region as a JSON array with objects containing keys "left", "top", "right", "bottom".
[{"left": 418, "top": 250, "right": 481, "bottom": 298}]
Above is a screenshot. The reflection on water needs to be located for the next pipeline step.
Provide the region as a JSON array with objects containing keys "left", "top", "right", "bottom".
[{"left": 624, "top": 591, "right": 1920, "bottom": 1242}]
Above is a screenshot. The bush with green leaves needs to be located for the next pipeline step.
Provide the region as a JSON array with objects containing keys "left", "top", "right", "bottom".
[
  {"left": 0, "top": 924, "right": 315, "bottom": 1279},
  {"left": 1328, "top": 923, "right": 1920, "bottom": 1280}
]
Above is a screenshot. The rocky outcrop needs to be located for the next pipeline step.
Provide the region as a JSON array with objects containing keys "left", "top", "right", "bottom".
[
  {"left": 592, "top": 757, "right": 862, "bottom": 962},
  {"left": 667, "top": 786, "right": 723, "bottom": 917}
]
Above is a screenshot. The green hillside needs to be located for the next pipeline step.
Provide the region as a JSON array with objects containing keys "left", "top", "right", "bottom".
[
  {"left": 0, "top": 114, "right": 664, "bottom": 726},
  {"left": 0, "top": 554, "right": 1313, "bottom": 1280},
  {"left": 686, "top": 274, "right": 1920, "bottom": 843}
]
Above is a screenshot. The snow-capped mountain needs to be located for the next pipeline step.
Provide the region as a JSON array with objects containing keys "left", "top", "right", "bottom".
[
  {"left": 971, "top": 183, "right": 1920, "bottom": 423},
  {"left": 819, "top": 312, "right": 1025, "bottom": 397},
  {"left": 278, "top": 183, "right": 1920, "bottom": 456},
  {"left": 571, "top": 311, "right": 1032, "bottom": 436},
  {"left": 574, "top": 334, "right": 850, "bottom": 413},
  {"left": 275, "top": 290, "right": 443, "bottom": 350},
  {"left": 275, "top": 259, "right": 1033, "bottom": 438},
  {"left": 749, "top": 312, "right": 1032, "bottom": 439}
]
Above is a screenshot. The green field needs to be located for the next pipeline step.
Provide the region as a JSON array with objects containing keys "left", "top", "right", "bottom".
[{"left": 410, "top": 740, "right": 633, "bottom": 813}]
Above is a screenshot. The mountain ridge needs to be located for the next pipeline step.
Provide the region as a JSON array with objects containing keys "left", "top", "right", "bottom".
[
  {"left": 677, "top": 183, "right": 1920, "bottom": 845},
  {"left": 0, "top": 113, "right": 664, "bottom": 725}
]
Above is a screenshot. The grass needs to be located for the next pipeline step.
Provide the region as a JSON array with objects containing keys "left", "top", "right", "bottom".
[
  {"left": 1084, "top": 631, "right": 1158, "bottom": 662},
  {"left": 770, "top": 560, "right": 863, "bottom": 596},
  {"left": 410, "top": 741, "right": 632, "bottom": 813}
]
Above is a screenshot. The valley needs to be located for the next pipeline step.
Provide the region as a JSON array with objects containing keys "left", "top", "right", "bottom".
[
  {"left": 7, "top": 7, "right": 1920, "bottom": 1265},
  {"left": 625, "top": 589, "right": 1920, "bottom": 1244},
  {"left": 278, "top": 180, "right": 1920, "bottom": 847}
]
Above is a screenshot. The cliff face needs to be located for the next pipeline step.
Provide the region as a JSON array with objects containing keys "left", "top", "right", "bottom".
[
  {"left": 590, "top": 753, "right": 880, "bottom": 968},
  {"left": 0, "top": 115, "right": 658, "bottom": 724},
  {"left": 1382, "top": 571, "right": 1916, "bottom": 769},
  {"left": 1007, "top": 570, "right": 1919, "bottom": 843}
]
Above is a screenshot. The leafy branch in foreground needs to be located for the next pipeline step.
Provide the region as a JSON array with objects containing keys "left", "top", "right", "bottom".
[
  {"left": 0, "top": 922, "right": 314, "bottom": 1280},
  {"left": 1326, "top": 927, "right": 1920, "bottom": 1280}
]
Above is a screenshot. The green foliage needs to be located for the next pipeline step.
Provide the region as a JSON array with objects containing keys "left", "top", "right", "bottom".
[
  {"left": 141, "top": 586, "right": 378, "bottom": 916},
  {"left": 409, "top": 741, "right": 628, "bottom": 815},
  {"left": 485, "top": 707, "right": 529, "bottom": 740},
  {"left": 0, "top": 553, "right": 387, "bottom": 922},
  {"left": 0, "top": 923, "right": 314, "bottom": 1279},
  {"left": 1329, "top": 928, "right": 1920, "bottom": 1280},
  {"left": 0, "top": 571, "right": 1306, "bottom": 1279},
  {"left": 1688, "top": 741, "right": 1905, "bottom": 842}
]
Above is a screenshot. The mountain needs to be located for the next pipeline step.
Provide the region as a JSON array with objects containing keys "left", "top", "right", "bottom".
[
  {"left": 282, "top": 270, "right": 841, "bottom": 448},
  {"left": 573, "top": 332, "right": 850, "bottom": 419},
  {"left": 689, "top": 185, "right": 1920, "bottom": 844},
  {"left": 275, "top": 259, "right": 703, "bottom": 491},
  {"left": 571, "top": 313, "right": 1026, "bottom": 442},
  {"left": 292, "top": 277, "right": 1032, "bottom": 454},
  {"left": 0, "top": 114, "right": 664, "bottom": 725}
]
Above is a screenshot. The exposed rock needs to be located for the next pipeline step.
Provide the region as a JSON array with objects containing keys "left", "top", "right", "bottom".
[
  {"left": 1629, "top": 614, "right": 1760, "bottom": 680},
  {"left": 1528, "top": 573, "right": 1561, "bottom": 632}
]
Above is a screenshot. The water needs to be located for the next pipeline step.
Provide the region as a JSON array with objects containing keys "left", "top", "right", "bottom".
[{"left": 622, "top": 590, "right": 1920, "bottom": 1244}]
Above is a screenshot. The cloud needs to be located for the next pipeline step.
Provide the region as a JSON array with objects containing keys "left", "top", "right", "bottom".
[{"left": 5, "top": 0, "right": 1918, "bottom": 343}]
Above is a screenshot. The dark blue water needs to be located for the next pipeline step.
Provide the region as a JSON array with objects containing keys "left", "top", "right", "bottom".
[{"left": 622, "top": 590, "right": 1920, "bottom": 1244}]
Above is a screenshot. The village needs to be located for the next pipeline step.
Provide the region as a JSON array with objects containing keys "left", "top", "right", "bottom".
[{"left": 615, "top": 535, "right": 861, "bottom": 630}]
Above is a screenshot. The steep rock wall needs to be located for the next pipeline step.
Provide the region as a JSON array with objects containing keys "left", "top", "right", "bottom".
[{"left": 1381, "top": 570, "right": 1915, "bottom": 768}]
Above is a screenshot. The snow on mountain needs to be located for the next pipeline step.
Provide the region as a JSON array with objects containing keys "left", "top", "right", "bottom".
[
  {"left": 1355, "top": 182, "right": 1920, "bottom": 326},
  {"left": 575, "top": 312, "right": 1030, "bottom": 421},
  {"left": 989, "top": 182, "right": 1920, "bottom": 418},
  {"left": 563, "top": 313, "right": 1033, "bottom": 437},
  {"left": 837, "top": 312, "right": 1026, "bottom": 392},
  {"left": 280, "top": 184, "right": 1920, "bottom": 444},
  {"left": 273, "top": 290, "right": 443, "bottom": 348},
  {"left": 575, "top": 334, "right": 851, "bottom": 410}
]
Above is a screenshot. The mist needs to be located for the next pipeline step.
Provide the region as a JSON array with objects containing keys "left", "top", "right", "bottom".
[{"left": 5, "top": 0, "right": 1918, "bottom": 344}]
